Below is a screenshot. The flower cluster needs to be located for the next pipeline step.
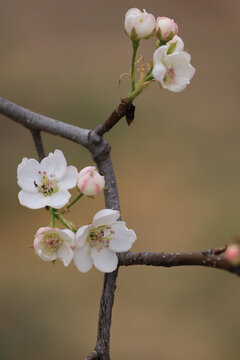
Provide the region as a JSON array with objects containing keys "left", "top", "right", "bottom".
[
  {"left": 17, "top": 150, "right": 136, "bottom": 273},
  {"left": 124, "top": 8, "right": 195, "bottom": 96}
]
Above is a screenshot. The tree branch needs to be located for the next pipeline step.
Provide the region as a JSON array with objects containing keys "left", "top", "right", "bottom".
[
  {"left": 94, "top": 98, "right": 133, "bottom": 136},
  {"left": 118, "top": 250, "right": 240, "bottom": 276},
  {"left": 0, "top": 97, "right": 108, "bottom": 160},
  {"left": 2, "top": 96, "right": 240, "bottom": 360}
]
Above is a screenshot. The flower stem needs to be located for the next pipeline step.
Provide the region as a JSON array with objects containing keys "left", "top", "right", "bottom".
[
  {"left": 131, "top": 40, "right": 139, "bottom": 92},
  {"left": 67, "top": 192, "right": 84, "bottom": 209},
  {"left": 50, "top": 208, "right": 56, "bottom": 227},
  {"left": 55, "top": 213, "right": 77, "bottom": 233}
]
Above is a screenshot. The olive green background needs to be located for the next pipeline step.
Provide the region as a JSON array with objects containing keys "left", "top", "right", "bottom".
[{"left": 1, "top": 0, "right": 240, "bottom": 359}]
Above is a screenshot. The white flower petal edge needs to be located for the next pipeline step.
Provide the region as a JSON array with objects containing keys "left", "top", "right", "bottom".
[
  {"left": 34, "top": 227, "right": 75, "bottom": 266},
  {"left": 153, "top": 45, "right": 195, "bottom": 93},
  {"left": 74, "top": 209, "right": 137, "bottom": 273},
  {"left": 17, "top": 149, "right": 77, "bottom": 209},
  {"left": 92, "top": 209, "right": 120, "bottom": 227}
]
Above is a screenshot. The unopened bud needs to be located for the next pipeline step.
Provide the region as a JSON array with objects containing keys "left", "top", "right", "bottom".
[
  {"left": 77, "top": 166, "right": 105, "bottom": 196},
  {"left": 156, "top": 17, "right": 178, "bottom": 42},
  {"left": 225, "top": 244, "right": 240, "bottom": 265},
  {"left": 125, "top": 8, "right": 156, "bottom": 41}
]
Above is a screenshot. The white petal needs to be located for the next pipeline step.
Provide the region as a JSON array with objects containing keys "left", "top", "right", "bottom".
[
  {"left": 133, "top": 13, "right": 156, "bottom": 38},
  {"left": 58, "top": 166, "right": 78, "bottom": 189},
  {"left": 91, "top": 247, "right": 118, "bottom": 273},
  {"left": 74, "top": 243, "right": 93, "bottom": 273},
  {"left": 57, "top": 244, "right": 74, "bottom": 266},
  {"left": 152, "top": 63, "right": 166, "bottom": 83},
  {"left": 92, "top": 209, "right": 120, "bottom": 227},
  {"left": 17, "top": 158, "right": 42, "bottom": 192},
  {"left": 162, "top": 81, "right": 187, "bottom": 92},
  {"left": 36, "top": 248, "right": 57, "bottom": 262},
  {"left": 153, "top": 46, "right": 168, "bottom": 65},
  {"left": 18, "top": 190, "right": 47, "bottom": 209},
  {"left": 45, "top": 188, "right": 71, "bottom": 209},
  {"left": 109, "top": 222, "right": 137, "bottom": 252},
  {"left": 166, "top": 51, "right": 191, "bottom": 68},
  {"left": 41, "top": 149, "right": 67, "bottom": 180},
  {"left": 55, "top": 228, "right": 75, "bottom": 247},
  {"left": 76, "top": 225, "right": 92, "bottom": 247}
]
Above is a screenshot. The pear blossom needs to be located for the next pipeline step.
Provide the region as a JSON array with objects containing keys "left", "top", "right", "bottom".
[
  {"left": 225, "top": 244, "right": 240, "bottom": 265},
  {"left": 74, "top": 209, "right": 136, "bottom": 273},
  {"left": 152, "top": 45, "right": 195, "bottom": 92},
  {"left": 77, "top": 166, "right": 105, "bottom": 196},
  {"left": 17, "top": 149, "right": 78, "bottom": 209},
  {"left": 167, "top": 35, "right": 184, "bottom": 53},
  {"left": 156, "top": 17, "right": 178, "bottom": 42},
  {"left": 34, "top": 227, "right": 75, "bottom": 266},
  {"left": 125, "top": 8, "right": 156, "bottom": 41}
]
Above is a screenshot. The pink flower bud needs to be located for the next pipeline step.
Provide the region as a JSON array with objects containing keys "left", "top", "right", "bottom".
[
  {"left": 77, "top": 166, "right": 105, "bottom": 196},
  {"left": 225, "top": 244, "right": 240, "bottom": 265},
  {"left": 125, "top": 8, "right": 156, "bottom": 41},
  {"left": 156, "top": 17, "right": 178, "bottom": 42}
]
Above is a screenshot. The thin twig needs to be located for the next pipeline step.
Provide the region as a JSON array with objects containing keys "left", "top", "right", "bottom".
[
  {"left": 94, "top": 98, "right": 132, "bottom": 136},
  {"left": 30, "top": 130, "right": 45, "bottom": 161}
]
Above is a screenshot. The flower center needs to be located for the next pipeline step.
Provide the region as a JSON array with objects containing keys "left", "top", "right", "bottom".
[
  {"left": 163, "top": 66, "right": 175, "bottom": 84},
  {"left": 88, "top": 226, "right": 114, "bottom": 253},
  {"left": 35, "top": 171, "right": 58, "bottom": 196},
  {"left": 43, "top": 233, "right": 63, "bottom": 253}
]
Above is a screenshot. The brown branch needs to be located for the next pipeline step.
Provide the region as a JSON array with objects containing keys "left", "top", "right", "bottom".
[
  {"left": 94, "top": 98, "right": 133, "bottom": 136},
  {"left": 118, "top": 250, "right": 240, "bottom": 276}
]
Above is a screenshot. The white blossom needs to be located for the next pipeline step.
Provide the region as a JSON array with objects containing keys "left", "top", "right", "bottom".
[
  {"left": 17, "top": 149, "right": 78, "bottom": 209},
  {"left": 152, "top": 45, "right": 195, "bottom": 92},
  {"left": 34, "top": 227, "right": 75, "bottom": 266},
  {"left": 74, "top": 209, "right": 136, "bottom": 273},
  {"left": 156, "top": 17, "right": 178, "bottom": 42},
  {"left": 125, "top": 8, "right": 156, "bottom": 41},
  {"left": 77, "top": 166, "right": 105, "bottom": 196}
]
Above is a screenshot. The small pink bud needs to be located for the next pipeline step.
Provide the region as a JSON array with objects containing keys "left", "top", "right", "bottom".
[
  {"left": 77, "top": 166, "right": 105, "bottom": 196},
  {"left": 225, "top": 244, "right": 240, "bottom": 265},
  {"left": 156, "top": 17, "right": 178, "bottom": 42}
]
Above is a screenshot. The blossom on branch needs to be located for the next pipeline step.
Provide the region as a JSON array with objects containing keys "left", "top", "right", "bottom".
[
  {"left": 17, "top": 149, "right": 78, "bottom": 209},
  {"left": 74, "top": 209, "right": 137, "bottom": 273},
  {"left": 34, "top": 227, "right": 75, "bottom": 266},
  {"left": 152, "top": 45, "right": 195, "bottom": 92},
  {"left": 77, "top": 166, "right": 105, "bottom": 196},
  {"left": 156, "top": 17, "right": 178, "bottom": 42},
  {"left": 125, "top": 8, "right": 156, "bottom": 41}
]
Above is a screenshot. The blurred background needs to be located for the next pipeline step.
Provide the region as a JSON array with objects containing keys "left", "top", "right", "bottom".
[{"left": 1, "top": 0, "right": 240, "bottom": 359}]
